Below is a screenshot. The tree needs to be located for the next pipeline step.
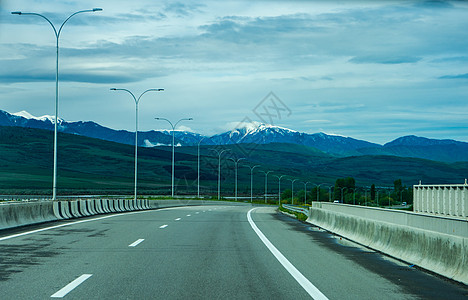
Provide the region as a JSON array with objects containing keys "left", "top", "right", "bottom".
[
  {"left": 281, "top": 189, "right": 292, "bottom": 202},
  {"left": 370, "top": 184, "right": 376, "bottom": 201},
  {"left": 394, "top": 179, "right": 403, "bottom": 194},
  {"left": 333, "top": 177, "right": 356, "bottom": 202}
]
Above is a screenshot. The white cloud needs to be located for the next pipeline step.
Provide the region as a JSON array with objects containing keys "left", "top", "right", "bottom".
[{"left": 1, "top": 1, "right": 467, "bottom": 144}]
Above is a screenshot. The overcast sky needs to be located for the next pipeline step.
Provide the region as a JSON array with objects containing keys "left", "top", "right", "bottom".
[{"left": 1, "top": 0, "right": 467, "bottom": 144}]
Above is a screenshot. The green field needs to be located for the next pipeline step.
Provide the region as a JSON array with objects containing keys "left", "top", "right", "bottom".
[{"left": 1, "top": 126, "right": 467, "bottom": 197}]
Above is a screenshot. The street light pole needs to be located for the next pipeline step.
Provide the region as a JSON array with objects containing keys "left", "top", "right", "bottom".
[
  {"left": 246, "top": 165, "right": 260, "bottom": 203},
  {"left": 340, "top": 187, "right": 347, "bottom": 203},
  {"left": 273, "top": 175, "right": 286, "bottom": 207},
  {"left": 229, "top": 158, "right": 245, "bottom": 201},
  {"left": 12, "top": 8, "right": 102, "bottom": 201},
  {"left": 287, "top": 179, "right": 298, "bottom": 204},
  {"left": 197, "top": 137, "right": 206, "bottom": 199},
  {"left": 302, "top": 181, "right": 310, "bottom": 205},
  {"left": 111, "top": 88, "right": 164, "bottom": 201},
  {"left": 211, "top": 149, "right": 228, "bottom": 200},
  {"left": 313, "top": 183, "right": 327, "bottom": 203},
  {"left": 260, "top": 171, "right": 273, "bottom": 204},
  {"left": 155, "top": 117, "right": 193, "bottom": 197}
]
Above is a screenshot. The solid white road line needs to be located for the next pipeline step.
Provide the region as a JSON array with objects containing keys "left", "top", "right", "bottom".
[
  {"left": 175, "top": 218, "right": 181, "bottom": 221},
  {"left": 129, "top": 239, "right": 145, "bottom": 247},
  {"left": 159, "top": 225, "right": 168, "bottom": 229},
  {"left": 247, "top": 208, "right": 329, "bottom": 300},
  {"left": 50, "top": 274, "right": 92, "bottom": 298}
]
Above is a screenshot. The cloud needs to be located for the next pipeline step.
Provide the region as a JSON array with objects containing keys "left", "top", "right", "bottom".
[
  {"left": 163, "top": 2, "right": 204, "bottom": 17},
  {"left": 349, "top": 55, "right": 422, "bottom": 64},
  {"left": 439, "top": 73, "right": 468, "bottom": 79}
]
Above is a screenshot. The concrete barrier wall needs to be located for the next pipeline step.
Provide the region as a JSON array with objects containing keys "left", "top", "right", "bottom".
[
  {"left": 1, "top": 199, "right": 247, "bottom": 231},
  {"left": 308, "top": 203, "right": 468, "bottom": 285},
  {"left": 312, "top": 202, "right": 468, "bottom": 237},
  {"left": 414, "top": 184, "right": 468, "bottom": 218},
  {"left": 0, "top": 202, "right": 59, "bottom": 230}
]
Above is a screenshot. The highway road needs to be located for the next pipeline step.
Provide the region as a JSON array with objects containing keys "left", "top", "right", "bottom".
[{"left": 0, "top": 205, "right": 466, "bottom": 299}]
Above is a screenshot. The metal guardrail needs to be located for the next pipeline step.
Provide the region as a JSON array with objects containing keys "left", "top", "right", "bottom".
[{"left": 282, "top": 204, "right": 310, "bottom": 216}]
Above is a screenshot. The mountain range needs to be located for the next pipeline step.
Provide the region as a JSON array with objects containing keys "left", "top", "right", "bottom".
[{"left": 1, "top": 109, "right": 467, "bottom": 163}]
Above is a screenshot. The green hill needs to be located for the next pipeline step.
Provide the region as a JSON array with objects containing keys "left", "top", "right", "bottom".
[{"left": 1, "top": 126, "right": 467, "bottom": 196}]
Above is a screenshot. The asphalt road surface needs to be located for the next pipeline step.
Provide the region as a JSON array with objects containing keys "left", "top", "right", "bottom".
[{"left": 0, "top": 205, "right": 466, "bottom": 299}]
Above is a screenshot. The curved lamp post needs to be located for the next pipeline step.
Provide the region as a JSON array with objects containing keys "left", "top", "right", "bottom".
[
  {"left": 273, "top": 175, "right": 286, "bottom": 206},
  {"left": 110, "top": 88, "right": 164, "bottom": 201},
  {"left": 12, "top": 8, "right": 103, "bottom": 200},
  {"left": 287, "top": 178, "right": 298, "bottom": 204},
  {"left": 246, "top": 165, "right": 260, "bottom": 203},
  {"left": 155, "top": 117, "right": 193, "bottom": 197},
  {"left": 260, "top": 171, "right": 273, "bottom": 204},
  {"left": 229, "top": 158, "right": 245, "bottom": 201},
  {"left": 211, "top": 149, "right": 229, "bottom": 200}
]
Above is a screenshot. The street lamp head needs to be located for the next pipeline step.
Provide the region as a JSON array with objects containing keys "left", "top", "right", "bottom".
[
  {"left": 155, "top": 117, "right": 161, "bottom": 120},
  {"left": 110, "top": 88, "right": 117, "bottom": 91},
  {"left": 11, "top": 11, "right": 22, "bottom": 15},
  {"left": 92, "top": 8, "right": 103, "bottom": 12},
  {"left": 157, "top": 88, "right": 164, "bottom": 91},
  {"left": 188, "top": 118, "right": 193, "bottom": 120}
]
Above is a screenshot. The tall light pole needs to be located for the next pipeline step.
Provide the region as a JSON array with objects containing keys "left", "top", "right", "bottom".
[
  {"left": 287, "top": 179, "right": 298, "bottom": 204},
  {"left": 349, "top": 188, "right": 356, "bottom": 205},
  {"left": 273, "top": 175, "right": 286, "bottom": 206},
  {"left": 111, "top": 88, "right": 164, "bottom": 201},
  {"left": 313, "top": 183, "right": 327, "bottom": 203},
  {"left": 246, "top": 165, "right": 260, "bottom": 203},
  {"left": 340, "top": 187, "right": 347, "bottom": 203},
  {"left": 302, "top": 181, "right": 310, "bottom": 205},
  {"left": 260, "top": 171, "right": 273, "bottom": 204},
  {"left": 197, "top": 137, "right": 206, "bottom": 199},
  {"left": 211, "top": 149, "right": 229, "bottom": 200},
  {"left": 12, "top": 8, "right": 103, "bottom": 201},
  {"left": 229, "top": 158, "right": 245, "bottom": 201},
  {"left": 155, "top": 117, "right": 193, "bottom": 197}
]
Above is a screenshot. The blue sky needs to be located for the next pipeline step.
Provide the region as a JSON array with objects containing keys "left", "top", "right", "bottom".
[{"left": 0, "top": 0, "right": 467, "bottom": 144}]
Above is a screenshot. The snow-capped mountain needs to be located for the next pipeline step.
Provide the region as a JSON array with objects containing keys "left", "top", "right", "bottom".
[
  {"left": 209, "top": 123, "right": 379, "bottom": 155},
  {"left": 0, "top": 110, "right": 178, "bottom": 147},
  {"left": 1, "top": 109, "right": 468, "bottom": 162}
]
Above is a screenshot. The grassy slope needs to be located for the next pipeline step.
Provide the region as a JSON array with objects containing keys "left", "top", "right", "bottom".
[{"left": 1, "top": 126, "right": 467, "bottom": 195}]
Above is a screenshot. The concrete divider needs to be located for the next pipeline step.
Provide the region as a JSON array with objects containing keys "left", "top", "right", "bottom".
[
  {"left": 124, "top": 200, "right": 131, "bottom": 211},
  {"left": 307, "top": 203, "right": 468, "bottom": 285},
  {"left": 95, "top": 199, "right": 105, "bottom": 214},
  {"left": 116, "top": 200, "right": 123, "bottom": 212},
  {"left": 0, "top": 202, "right": 59, "bottom": 230},
  {"left": 53, "top": 202, "right": 63, "bottom": 219},
  {"left": 107, "top": 200, "right": 115, "bottom": 212},
  {"left": 136, "top": 199, "right": 143, "bottom": 210},
  {"left": 78, "top": 200, "right": 91, "bottom": 216},
  {"left": 1, "top": 199, "right": 248, "bottom": 232},
  {"left": 59, "top": 201, "right": 72, "bottom": 219},
  {"left": 101, "top": 199, "right": 110, "bottom": 213},
  {"left": 69, "top": 201, "right": 82, "bottom": 218},
  {"left": 86, "top": 200, "right": 97, "bottom": 215}
]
